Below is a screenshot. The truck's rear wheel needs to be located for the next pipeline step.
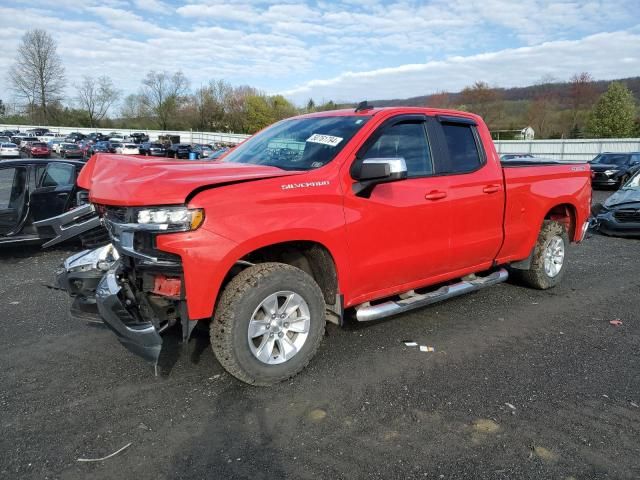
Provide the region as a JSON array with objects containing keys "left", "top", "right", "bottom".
[
  {"left": 211, "top": 262, "right": 326, "bottom": 386},
  {"left": 519, "top": 220, "right": 568, "bottom": 290}
]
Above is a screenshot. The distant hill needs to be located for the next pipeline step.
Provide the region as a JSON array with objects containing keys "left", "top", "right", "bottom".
[{"left": 364, "top": 76, "right": 640, "bottom": 108}]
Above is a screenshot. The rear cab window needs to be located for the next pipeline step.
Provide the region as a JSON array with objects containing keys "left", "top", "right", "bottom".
[{"left": 436, "top": 119, "right": 485, "bottom": 174}]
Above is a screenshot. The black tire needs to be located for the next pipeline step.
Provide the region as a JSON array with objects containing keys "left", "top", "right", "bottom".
[
  {"left": 518, "top": 220, "right": 569, "bottom": 290},
  {"left": 211, "top": 262, "right": 326, "bottom": 386}
]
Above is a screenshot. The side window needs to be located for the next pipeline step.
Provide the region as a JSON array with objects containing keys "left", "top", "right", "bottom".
[
  {"left": 362, "top": 122, "right": 432, "bottom": 177},
  {"left": 440, "top": 123, "right": 483, "bottom": 173},
  {"left": 0, "top": 168, "right": 26, "bottom": 209},
  {"left": 631, "top": 154, "right": 640, "bottom": 164},
  {"left": 40, "top": 163, "right": 74, "bottom": 188}
]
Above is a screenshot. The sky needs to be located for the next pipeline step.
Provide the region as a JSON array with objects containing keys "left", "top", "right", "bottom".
[{"left": 0, "top": 0, "right": 639, "bottom": 107}]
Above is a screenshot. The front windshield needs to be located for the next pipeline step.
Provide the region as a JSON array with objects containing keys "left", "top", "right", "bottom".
[
  {"left": 622, "top": 171, "right": 640, "bottom": 189},
  {"left": 223, "top": 115, "right": 371, "bottom": 171},
  {"left": 591, "top": 154, "right": 629, "bottom": 166}
]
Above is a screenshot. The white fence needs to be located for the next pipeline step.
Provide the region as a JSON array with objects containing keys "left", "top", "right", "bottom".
[
  {"left": 0, "top": 124, "right": 250, "bottom": 146},
  {"left": 494, "top": 138, "right": 640, "bottom": 162}
]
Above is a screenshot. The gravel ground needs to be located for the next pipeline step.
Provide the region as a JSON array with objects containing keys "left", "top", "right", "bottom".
[{"left": 1, "top": 189, "right": 638, "bottom": 480}]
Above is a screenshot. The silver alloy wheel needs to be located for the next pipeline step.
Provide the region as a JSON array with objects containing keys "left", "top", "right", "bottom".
[
  {"left": 543, "top": 235, "right": 565, "bottom": 277},
  {"left": 247, "top": 291, "right": 311, "bottom": 365}
]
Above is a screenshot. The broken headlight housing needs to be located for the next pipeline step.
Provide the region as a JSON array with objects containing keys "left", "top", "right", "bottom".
[{"left": 136, "top": 207, "right": 204, "bottom": 232}]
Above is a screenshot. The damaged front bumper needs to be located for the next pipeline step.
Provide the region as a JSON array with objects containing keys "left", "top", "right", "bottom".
[
  {"left": 57, "top": 243, "right": 170, "bottom": 366},
  {"left": 595, "top": 209, "right": 640, "bottom": 238},
  {"left": 95, "top": 270, "right": 163, "bottom": 364}
]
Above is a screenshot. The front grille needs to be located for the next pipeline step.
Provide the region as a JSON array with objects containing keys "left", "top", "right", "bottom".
[
  {"left": 614, "top": 209, "right": 640, "bottom": 223},
  {"left": 102, "top": 206, "right": 131, "bottom": 223}
]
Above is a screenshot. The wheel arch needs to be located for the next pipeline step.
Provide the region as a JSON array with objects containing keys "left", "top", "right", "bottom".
[
  {"left": 241, "top": 241, "right": 338, "bottom": 301},
  {"left": 218, "top": 239, "right": 343, "bottom": 324},
  {"left": 544, "top": 202, "right": 577, "bottom": 241}
]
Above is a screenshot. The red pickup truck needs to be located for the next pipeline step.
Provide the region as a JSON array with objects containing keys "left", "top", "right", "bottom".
[{"left": 57, "top": 106, "right": 591, "bottom": 385}]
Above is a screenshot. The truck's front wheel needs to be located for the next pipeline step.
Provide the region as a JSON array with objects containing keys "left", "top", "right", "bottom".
[
  {"left": 519, "top": 220, "right": 569, "bottom": 289},
  {"left": 211, "top": 262, "right": 326, "bottom": 385}
]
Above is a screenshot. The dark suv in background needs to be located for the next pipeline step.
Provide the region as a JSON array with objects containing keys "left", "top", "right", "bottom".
[
  {"left": 590, "top": 152, "right": 640, "bottom": 189},
  {"left": 166, "top": 143, "right": 192, "bottom": 159},
  {"left": 129, "top": 132, "right": 150, "bottom": 144},
  {"left": 138, "top": 142, "right": 166, "bottom": 156}
]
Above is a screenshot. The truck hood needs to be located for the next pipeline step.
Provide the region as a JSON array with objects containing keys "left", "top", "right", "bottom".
[{"left": 79, "top": 153, "right": 303, "bottom": 206}]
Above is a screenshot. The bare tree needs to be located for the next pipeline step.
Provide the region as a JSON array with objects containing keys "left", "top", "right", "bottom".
[
  {"left": 527, "top": 79, "right": 559, "bottom": 138},
  {"left": 426, "top": 91, "right": 451, "bottom": 108},
  {"left": 192, "top": 79, "right": 231, "bottom": 130},
  {"left": 8, "top": 29, "right": 65, "bottom": 124},
  {"left": 569, "top": 72, "right": 597, "bottom": 127},
  {"left": 459, "top": 81, "right": 503, "bottom": 126},
  {"left": 141, "top": 71, "right": 189, "bottom": 130},
  {"left": 76, "top": 76, "right": 120, "bottom": 127}
]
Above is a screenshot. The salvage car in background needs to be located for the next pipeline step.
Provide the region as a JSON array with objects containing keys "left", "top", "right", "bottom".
[
  {"left": 596, "top": 170, "right": 640, "bottom": 237},
  {"left": 0, "top": 158, "right": 103, "bottom": 247},
  {"left": 590, "top": 152, "right": 640, "bottom": 189},
  {"left": 166, "top": 143, "right": 191, "bottom": 159},
  {"left": 92, "top": 141, "right": 114, "bottom": 154},
  {"left": 26, "top": 142, "right": 51, "bottom": 158},
  {"left": 0, "top": 143, "right": 21, "bottom": 159},
  {"left": 190, "top": 144, "right": 214, "bottom": 158},
  {"left": 116, "top": 143, "right": 141, "bottom": 155},
  {"left": 59, "top": 143, "right": 84, "bottom": 159},
  {"left": 139, "top": 142, "right": 166, "bottom": 156}
]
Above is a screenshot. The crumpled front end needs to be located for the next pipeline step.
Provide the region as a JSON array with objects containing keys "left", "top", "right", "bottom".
[
  {"left": 57, "top": 224, "right": 188, "bottom": 366},
  {"left": 596, "top": 203, "right": 640, "bottom": 238}
]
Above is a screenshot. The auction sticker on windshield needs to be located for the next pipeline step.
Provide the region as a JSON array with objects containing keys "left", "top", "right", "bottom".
[{"left": 306, "top": 134, "right": 343, "bottom": 147}]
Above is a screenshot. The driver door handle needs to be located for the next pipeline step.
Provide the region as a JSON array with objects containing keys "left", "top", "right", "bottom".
[
  {"left": 483, "top": 184, "right": 501, "bottom": 194},
  {"left": 425, "top": 190, "right": 447, "bottom": 201}
]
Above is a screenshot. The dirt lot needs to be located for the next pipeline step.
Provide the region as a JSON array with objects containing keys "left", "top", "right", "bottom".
[{"left": 1, "top": 189, "right": 638, "bottom": 480}]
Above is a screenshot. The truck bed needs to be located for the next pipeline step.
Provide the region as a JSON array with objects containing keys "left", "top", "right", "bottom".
[{"left": 497, "top": 161, "right": 591, "bottom": 263}]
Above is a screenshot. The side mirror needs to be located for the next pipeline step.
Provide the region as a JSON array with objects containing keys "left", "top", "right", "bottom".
[{"left": 352, "top": 157, "right": 408, "bottom": 197}]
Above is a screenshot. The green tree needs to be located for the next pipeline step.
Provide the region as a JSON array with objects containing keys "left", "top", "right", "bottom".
[
  {"left": 270, "top": 95, "right": 297, "bottom": 121},
  {"left": 306, "top": 98, "right": 316, "bottom": 112},
  {"left": 244, "top": 95, "right": 273, "bottom": 133},
  {"left": 587, "top": 82, "right": 636, "bottom": 138},
  {"left": 0, "top": 99, "right": 5, "bottom": 117}
]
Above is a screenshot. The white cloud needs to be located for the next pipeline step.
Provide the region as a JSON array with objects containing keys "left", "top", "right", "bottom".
[
  {"left": 133, "top": 0, "right": 173, "bottom": 14},
  {"left": 279, "top": 31, "right": 640, "bottom": 103}
]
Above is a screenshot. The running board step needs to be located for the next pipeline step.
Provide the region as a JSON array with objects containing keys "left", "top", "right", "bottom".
[{"left": 355, "top": 268, "right": 509, "bottom": 322}]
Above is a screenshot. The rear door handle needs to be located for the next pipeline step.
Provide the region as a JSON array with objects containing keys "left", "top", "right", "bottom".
[
  {"left": 482, "top": 184, "right": 501, "bottom": 194},
  {"left": 425, "top": 190, "right": 447, "bottom": 201}
]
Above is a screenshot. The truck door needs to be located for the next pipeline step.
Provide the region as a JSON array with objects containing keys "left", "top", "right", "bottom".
[
  {"left": 0, "top": 166, "right": 28, "bottom": 235},
  {"left": 432, "top": 117, "right": 504, "bottom": 271},
  {"left": 343, "top": 115, "right": 451, "bottom": 302},
  {"left": 29, "top": 162, "right": 76, "bottom": 222}
]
